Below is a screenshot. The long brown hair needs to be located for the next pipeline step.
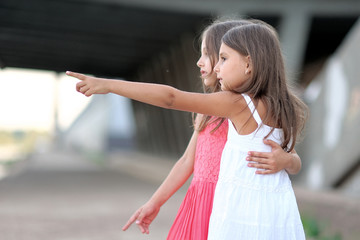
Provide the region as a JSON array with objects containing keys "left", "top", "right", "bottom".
[
  {"left": 195, "top": 18, "right": 252, "bottom": 132},
  {"left": 222, "top": 21, "right": 308, "bottom": 151}
]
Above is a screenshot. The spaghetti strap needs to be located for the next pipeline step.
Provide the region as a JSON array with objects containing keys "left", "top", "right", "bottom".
[{"left": 241, "top": 94, "right": 262, "bottom": 125}]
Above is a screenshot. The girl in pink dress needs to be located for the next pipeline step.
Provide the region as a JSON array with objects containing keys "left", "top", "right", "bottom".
[
  {"left": 68, "top": 19, "right": 303, "bottom": 240},
  {"left": 166, "top": 118, "right": 228, "bottom": 239}
]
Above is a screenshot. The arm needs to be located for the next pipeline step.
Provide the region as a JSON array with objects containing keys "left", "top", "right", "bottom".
[
  {"left": 66, "top": 71, "right": 240, "bottom": 119},
  {"left": 246, "top": 139, "right": 302, "bottom": 175},
  {"left": 122, "top": 129, "right": 199, "bottom": 234}
]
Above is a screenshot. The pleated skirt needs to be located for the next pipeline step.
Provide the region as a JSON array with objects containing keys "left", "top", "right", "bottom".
[{"left": 167, "top": 180, "right": 216, "bottom": 240}]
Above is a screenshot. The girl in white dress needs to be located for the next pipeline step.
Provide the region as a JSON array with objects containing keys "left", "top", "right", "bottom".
[
  {"left": 67, "top": 19, "right": 307, "bottom": 239},
  {"left": 207, "top": 94, "right": 306, "bottom": 239},
  {"left": 205, "top": 22, "right": 307, "bottom": 240}
]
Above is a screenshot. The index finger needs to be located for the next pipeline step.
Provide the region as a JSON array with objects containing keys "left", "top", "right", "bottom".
[
  {"left": 122, "top": 211, "right": 140, "bottom": 231},
  {"left": 66, "top": 71, "right": 86, "bottom": 80}
]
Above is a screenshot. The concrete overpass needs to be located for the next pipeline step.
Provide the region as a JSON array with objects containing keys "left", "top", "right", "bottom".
[{"left": 1, "top": 0, "right": 360, "bottom": 194}]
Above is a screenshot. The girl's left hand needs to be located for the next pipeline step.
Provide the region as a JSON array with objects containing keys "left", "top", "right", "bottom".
[{"left": 246, "top": 139, "right": 292, "bottom": 174}]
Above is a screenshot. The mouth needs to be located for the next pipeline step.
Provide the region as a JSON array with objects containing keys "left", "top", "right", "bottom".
[{"left": 200, "top": 70, "right": 207, "bottom": 77}]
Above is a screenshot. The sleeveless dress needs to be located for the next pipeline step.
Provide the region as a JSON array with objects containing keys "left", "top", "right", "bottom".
[
  {"left": 208, "top": 94, "right": 305, "bottom": 240},
  {"left": 167, "top": 119, "right": 228, "bottom": 240}
]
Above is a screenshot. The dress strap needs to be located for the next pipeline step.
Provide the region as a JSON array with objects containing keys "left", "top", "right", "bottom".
[{"left": 242, "top": 94, "right": 262, "bottom": 125}]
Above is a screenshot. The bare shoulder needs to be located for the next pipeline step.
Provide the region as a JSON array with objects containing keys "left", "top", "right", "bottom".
[
  {"left": 257, "top": 98, "right": 278, "bottom": 127},
  {"left": 228, "top": 94, "right": 258, "bottom": 134},
  {"left": 227, "top": 92, "right": 248, "bottom": 116},
  {"left": 213, "top": 91, "right": 246, "bottom": 105}
]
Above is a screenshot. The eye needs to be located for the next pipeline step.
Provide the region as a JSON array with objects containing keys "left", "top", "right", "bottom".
[
  {"left": 201, "top": 48, "right": 208, "bottom": 56},
  {"left": 221, "top": 57, "right": 227, "bottom": 61}
]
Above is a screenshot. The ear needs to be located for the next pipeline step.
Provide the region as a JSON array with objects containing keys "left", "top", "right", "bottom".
[{"left": 245, "top": 55, "right": 252, "bottom": 74}]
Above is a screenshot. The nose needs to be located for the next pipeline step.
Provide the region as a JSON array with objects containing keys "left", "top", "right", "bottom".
[
  {"left": 214, "top": 61, "right": 220, "bottom": 73},
  {"left": 197, "top": 57, "right": 203, "bottom": 68}
]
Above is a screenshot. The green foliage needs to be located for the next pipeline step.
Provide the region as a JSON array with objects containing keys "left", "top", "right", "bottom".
[
  {"left": 303, "top": 216, "right": 320, "bottom": 237},
  {"left": 302, "top": 215, "right": 342, "bottom": 240}
]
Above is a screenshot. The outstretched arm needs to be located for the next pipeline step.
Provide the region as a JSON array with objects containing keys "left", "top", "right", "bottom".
[
  {"left": 66, "top": 71, "right": 238, "bottom": 119},
  {"left": 122, "top": 129, "right": 199, "bottom": 234},
  {"left": 246, "top": 139, "right": 302, "bottom": 175}
]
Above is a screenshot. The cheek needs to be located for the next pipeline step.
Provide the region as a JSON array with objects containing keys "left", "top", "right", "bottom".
[{"left": 204, "top": 59, "right": 213, "bottom": 71}]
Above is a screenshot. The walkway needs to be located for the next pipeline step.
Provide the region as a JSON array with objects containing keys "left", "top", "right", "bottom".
[
  {"left": 0, "top": 148, "right": 359, "bottom": 240},
  {"left": 0, "top": 148, "right": 186, "bottom": 240}
]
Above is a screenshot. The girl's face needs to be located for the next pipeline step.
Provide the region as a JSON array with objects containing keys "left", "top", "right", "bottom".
[
  {"left": 197, "top": 37, "right": 217, "bottom": 87},
  {"left": 214, "top": 43, "right": 250, "bottom": 91}
]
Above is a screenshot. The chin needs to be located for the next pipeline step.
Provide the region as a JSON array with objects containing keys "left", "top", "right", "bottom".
[{"left": 204, "top": 78, "right": 216, "bottom": 87}]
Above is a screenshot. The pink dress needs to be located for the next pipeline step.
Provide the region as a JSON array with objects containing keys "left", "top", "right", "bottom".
[{"left": 167, "top": 120, "right": 228, "bottom": 240}]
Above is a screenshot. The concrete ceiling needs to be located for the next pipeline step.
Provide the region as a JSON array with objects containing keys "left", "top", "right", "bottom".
[
  {"left": 0, "top": 0, "right": 208, "bottom": 78},
  {"left": 1, "top": 0, "right": 359, "bottom": 79}
]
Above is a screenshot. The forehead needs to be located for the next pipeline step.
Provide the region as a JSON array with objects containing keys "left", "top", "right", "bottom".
[
  {"left": 219, "top": 43, "right": 231, "bottom": 53},
  {"left": 201, "top": 37, "right": 207, "bottom": 49}
]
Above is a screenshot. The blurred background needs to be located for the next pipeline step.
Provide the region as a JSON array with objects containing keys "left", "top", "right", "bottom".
[{"left": 0, "top": 0, "right": 359, "bottom": 239}]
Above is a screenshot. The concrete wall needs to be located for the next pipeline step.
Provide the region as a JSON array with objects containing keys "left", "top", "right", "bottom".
[
  {"left": 63, "top": 94, "right": 136, "bottom": 154},
  {"left": 297, "top": 19, "right": 360, "bottom": 196},
  {"left": 132, "top": 34, "right": 200, "bottom": 157}
]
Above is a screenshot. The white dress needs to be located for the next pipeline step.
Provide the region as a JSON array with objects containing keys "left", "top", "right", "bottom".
[{"left": 208, "top": 94, "right": 305, "bottom": 240}]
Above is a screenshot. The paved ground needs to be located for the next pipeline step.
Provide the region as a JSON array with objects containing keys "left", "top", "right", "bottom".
[
  {"left": 0, "top": 148, "right": 359, "bottom": 240},
  {"left": 0, "top": 149, "right": 187, "bottom": 240}
]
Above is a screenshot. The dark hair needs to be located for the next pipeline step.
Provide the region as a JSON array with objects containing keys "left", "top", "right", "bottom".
[
  {"left": 222, "top": 22, "right": 308, "bottom": 150},
  {"left": 196, "top": 18, "right": 252, "bottom": 132}
]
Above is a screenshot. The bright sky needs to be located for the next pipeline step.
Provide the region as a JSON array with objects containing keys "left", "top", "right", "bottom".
[{"left": 0, "top": 68, "right": 90, "bottom": 132}]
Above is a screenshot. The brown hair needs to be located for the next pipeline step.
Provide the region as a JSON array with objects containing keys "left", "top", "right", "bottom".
[
  {"left": 196, "top": 18, "right": 252, "bottom": 132},
  {"left": 222, "top": 21, "right": 308, "bottom": 151}
]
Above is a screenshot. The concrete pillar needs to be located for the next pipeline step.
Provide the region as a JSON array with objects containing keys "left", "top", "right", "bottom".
[
  {"left": 279, "top": 10, "right": 311, "bottom": 83},
  {"left": 131, "top": 33, "right": 198, "bottom": 157}
]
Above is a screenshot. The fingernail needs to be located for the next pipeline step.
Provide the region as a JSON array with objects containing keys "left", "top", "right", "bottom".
[{"left": 136, "top": 220, "right": 140, "bottom": 224}]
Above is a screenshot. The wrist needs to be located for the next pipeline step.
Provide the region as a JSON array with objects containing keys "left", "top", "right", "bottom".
[
  {"left": 285, "top": 154, "right": 297, "bottom": 174},
  {"left": 148, "top": 197, "right": 163, "bottom": 209},
  {"left": 104, "top": 79, "right": 116, "bottom": 93}
]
